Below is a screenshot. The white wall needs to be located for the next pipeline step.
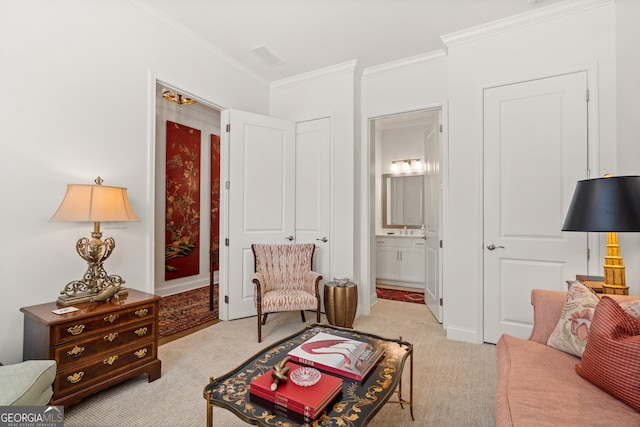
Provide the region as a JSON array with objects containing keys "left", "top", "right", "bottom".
[
  {"left": 0, "top": 0, "right": 269, "bottom": 363},
  {"left": 444, "top": 1, "right": 619, "bottom": 343},
  {"left": 359, "top": 0, "right": 635, "bottom": 344}
]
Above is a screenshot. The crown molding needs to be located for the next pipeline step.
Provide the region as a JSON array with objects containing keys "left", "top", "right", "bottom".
[
  {"left": 123, "top": 0, "right": 270, "bottom": 89},
  {"left": 441, "top": 0, "right": 614, "bottom": 50},
  {"left": 362, "top": 50, "right": 447, "bottom": 80},
  {"left": 271, "top": 59, "right": 359, "bottom": 91}
]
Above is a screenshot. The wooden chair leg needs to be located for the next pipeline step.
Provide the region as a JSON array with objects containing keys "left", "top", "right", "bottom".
[
  {"left": 257, "top": 307, "right": 262, "bottom": 343},
  {"left": 300, "top": 311, "right": 306, "bottom": 322},
  {"left": 262, "top": 313, "right": 268, "bottom": 325}
]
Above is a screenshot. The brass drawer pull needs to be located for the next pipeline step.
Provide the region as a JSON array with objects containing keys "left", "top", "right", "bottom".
[
  {"left": 134, "top": 348, "right": 148, "bottom": 359},
  {"left": 103, "top": 355, "right": 118, "bottom": 366},
  {"left": 135, "top": 308, "right": 148, "bottom": 318},
  {"left": 134, "top": 327, "right": 148, "bottom": 337},
  {"left": 67, "top": 345, "right": 85, "bottom": 357},
  {"left": 66, "top": 325, "right": 85, "bottom": 336},
  {"left": 104, "top": 314, "right": 119, "bottom": 324},
  {"left": 104, "top": 332, "right": 119, "bottom": 342},
  {"left": 67, "top": 372, "right": 84, "bottom": 384}
]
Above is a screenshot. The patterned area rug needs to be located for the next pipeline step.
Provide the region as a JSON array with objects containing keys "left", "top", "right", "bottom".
[
  {"left": 376, "top": 287, "right": 425, "bottom": 304},
  {"left": 158, "top": 286, "right": 218, "bottom": 338}
]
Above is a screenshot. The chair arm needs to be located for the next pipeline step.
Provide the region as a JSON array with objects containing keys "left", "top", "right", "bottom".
[
  {"left": 303, "top": 271, "right": 322, "bottom": 297},
  {"left": 252, "top": 273, "right": 267, "bottom": 303}
]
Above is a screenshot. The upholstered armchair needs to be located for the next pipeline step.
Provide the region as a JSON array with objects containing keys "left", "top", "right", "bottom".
[{"left": 251, "top": 243, "right": 322, "bottom": 342}]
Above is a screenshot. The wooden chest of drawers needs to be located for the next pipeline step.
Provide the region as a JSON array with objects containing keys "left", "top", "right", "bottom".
[{"left": 21, "top": 288, "right": 161, "bottom": 407}]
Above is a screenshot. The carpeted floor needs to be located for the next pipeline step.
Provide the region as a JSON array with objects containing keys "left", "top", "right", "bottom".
[
  {"left": 158, "top": 286, "right": 218, "bottom": 338},
  {"left": 64, "top": 298, "right": 497, "bottom": 427},
  {"left": 158, "top": 284, "right": 423, "bottom": 339}
]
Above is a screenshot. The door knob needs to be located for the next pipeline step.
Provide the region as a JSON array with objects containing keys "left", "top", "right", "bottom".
[
  {"left": 285, "top": 235, "right": 294, "bottom": 241},
  {"left": 487, "top": 244, "right": 505, "bottom": 250},
  {"left": 315, "top": 237, "right": 328, "bottom": 242}
]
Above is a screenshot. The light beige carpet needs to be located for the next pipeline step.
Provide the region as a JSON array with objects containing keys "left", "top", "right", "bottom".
[{"left": 64, "top": 299, "right": 497, "bottom": 426}]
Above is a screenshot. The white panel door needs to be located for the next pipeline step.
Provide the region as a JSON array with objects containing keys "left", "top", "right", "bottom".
[
  {"left": 483, "top": 72, "right": 589, "bottom": 343},
  {"left": 295, "top": 118, "right": 331, "bottom": 309},
  {"left": 424, "top": 123, "right": 443, "bottom": 322},
  {"left": 224, "top": 109, "right": 295, "bottom": 320}
]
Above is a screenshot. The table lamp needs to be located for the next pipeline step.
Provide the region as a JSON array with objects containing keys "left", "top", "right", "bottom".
[
  {"left": 562, "top": 175, "right": 640, "bottom": 295},
  {"left": 51, "top": 177, "right": 140, "bottom": 306}
]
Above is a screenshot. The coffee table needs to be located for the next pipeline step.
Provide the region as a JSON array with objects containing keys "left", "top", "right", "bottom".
[{"left": 203, "top": 324, "right": 413, "bottom": 426}]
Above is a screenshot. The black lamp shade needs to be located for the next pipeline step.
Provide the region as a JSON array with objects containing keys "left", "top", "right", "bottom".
[{"left": 562, "top": 176, "right": 640, "bottom": 232}]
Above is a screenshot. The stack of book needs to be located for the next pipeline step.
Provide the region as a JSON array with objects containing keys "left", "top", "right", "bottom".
[
  {"left": 250, "top": 361, "right": 342, "bottom": 420},
  {"left": 249, "top": 332, "right": 385, "bottom": 420}
]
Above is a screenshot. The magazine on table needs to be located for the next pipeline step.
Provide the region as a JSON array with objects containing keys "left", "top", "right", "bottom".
[{"left": 287, "top": 332, "right": 385, "bottom": 381}]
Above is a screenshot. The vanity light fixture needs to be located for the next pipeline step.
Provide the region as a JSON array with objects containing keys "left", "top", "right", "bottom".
[{"left": 390, "top": 158, "right": 423, "bottom": 172}]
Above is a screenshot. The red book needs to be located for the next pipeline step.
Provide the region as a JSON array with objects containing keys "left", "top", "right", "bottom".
[
  {"left": 249, "top": 393, "right": 313, "bottom": 424},
  {"left": 287, "top": 332, "right": 384, "bottom": 381},
  {"left": 249, "top": 361, "right": 342, "bottom": 419}
]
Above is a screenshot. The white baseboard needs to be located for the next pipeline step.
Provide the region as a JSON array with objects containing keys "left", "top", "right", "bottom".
[{"left": 445, "top": 325, "right": 482, "bottom": 344}]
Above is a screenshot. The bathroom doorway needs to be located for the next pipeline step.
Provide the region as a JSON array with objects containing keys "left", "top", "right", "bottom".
[{"left": 370, "top": 107, "right": 444, "bottom": 322}]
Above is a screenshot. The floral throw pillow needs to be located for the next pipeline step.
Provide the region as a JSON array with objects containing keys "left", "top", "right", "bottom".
[
  {"left": 547, "top": 281, "right": 600, "bottom": 357},
  {"left": 621, "top": 299, "right": 640, "bottom": 319},
  {"left": 547, "top": 281, "right": 640, "bottom": 357}
]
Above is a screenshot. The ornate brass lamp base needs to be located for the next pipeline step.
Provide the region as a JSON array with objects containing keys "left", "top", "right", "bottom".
[
  {"left": 57, "top": 223, "right": 129, "bottom": 306},
  {"left": 57, "top": 286, "right": 129, "bottom": 307}
]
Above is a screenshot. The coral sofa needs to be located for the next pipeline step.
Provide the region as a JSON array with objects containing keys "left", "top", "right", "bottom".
[{"left": 495, "top": 288, "right": 640, "bottom": 426}]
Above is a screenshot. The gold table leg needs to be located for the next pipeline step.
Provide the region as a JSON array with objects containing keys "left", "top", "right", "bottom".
[
  {"left": 206, "top": 376, "right": 213, "bottom": 427},
  {"left": 388, "top": 339, "right": 414, "bottom": 420}
]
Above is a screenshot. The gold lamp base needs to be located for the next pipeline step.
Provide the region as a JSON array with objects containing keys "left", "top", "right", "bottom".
[
  {"left": 57, "top": 287, "right": 129, "bottom": 307},
  {"left": 601, "top": 284, "right": 629, "bottom": 296},
  {"left": 57, "top": 223, "right": 128, "bottom": 306},
  {"left": 601, "top": 232, "right": 629, "bottom": 296}
]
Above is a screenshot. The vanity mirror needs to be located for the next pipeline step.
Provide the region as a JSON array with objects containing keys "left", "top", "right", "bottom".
[{"left": 382, "top": 173, "right": 424, "bottom": 228}]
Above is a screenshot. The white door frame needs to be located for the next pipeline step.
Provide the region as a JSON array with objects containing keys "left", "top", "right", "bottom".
[{"left": 363, "top": 102, "right": 448, "bottom": 325}]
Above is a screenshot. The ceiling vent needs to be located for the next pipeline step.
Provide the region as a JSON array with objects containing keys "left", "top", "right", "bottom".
[{"left": 250, "top": 45, "right": 284, "bottom": 67}]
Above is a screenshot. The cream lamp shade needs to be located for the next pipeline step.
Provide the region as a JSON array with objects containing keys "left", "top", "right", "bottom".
[{"left": 51, "top": 184, "right": 139, "bottom": 223}]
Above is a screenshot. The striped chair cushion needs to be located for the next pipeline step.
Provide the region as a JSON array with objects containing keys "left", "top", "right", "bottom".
[{"left": 575, "top": 296, "right": 640, "bottom": 411}]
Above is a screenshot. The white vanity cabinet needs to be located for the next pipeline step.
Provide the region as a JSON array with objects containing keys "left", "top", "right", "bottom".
[{"left": 375, "top": 236, "right": 425, "bottom": 288}]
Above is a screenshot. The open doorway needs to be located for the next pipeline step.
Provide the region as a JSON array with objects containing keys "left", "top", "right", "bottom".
[
  {"left": 370, "top": 108, "right": 444, "bottom": 322},
  {"left": 153, "top": 81, "right": 222, "bottom": 320}
]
